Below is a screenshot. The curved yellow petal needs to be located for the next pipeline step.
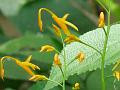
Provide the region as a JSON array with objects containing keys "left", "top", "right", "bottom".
[
  {"left": 59, "top": 22, "right": 71, "bottom": 35},
  {"left": 52, "top": 15, "right": 71, "bottom": 35},
  {"left": 22, "top": 62, "right": 40, "bottom": 70},
  {"left": 29, "top": 75, "right": 47, "bottom": 81},
  {"left": 64, "top": 34, "right": 80, "bottom": 43},
  {"left": 16, "top": 61, "right": 35, "bottom": 76},
  {"left": 62, "top": 13, "right": 69, "bottom": 20},
  {"left": 40, "top": 45, "right": 55, "bottom": 52},
  {"left": 22, "top": 65, "right": 35, "bottom": 76},
  {"left": 0, "top": 59, "right": 4, "bottom": 80},
  {"left": 25, "top": 55, "right": 32, "bottom": 62},
  {"left": 52, "top": 24, "right": 61, "bottom": 36},
  {"left": 38, "top": 9, "right": 43, "bottom": 32},
  {"left": 64, "top": 21, "right": 78, "bottom": 31},
  {"left": 38, "top": 8, "right": 56, "bottom": 32}
]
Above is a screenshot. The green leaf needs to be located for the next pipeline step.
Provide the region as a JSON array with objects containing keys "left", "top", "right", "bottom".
[
  {"left": 43, "top": 24, "right": 120, "bottom": 90},
  {"left": 86, "top": 65, "right": 120, "bottom": 90},
  {"left": 0, "top": 0, "right": 32, "bottom": 16},
  {"left": 0, "top": 34, "right": 62, "bottom": 80}
]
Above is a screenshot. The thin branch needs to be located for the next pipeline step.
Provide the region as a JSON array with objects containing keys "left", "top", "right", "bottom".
[
  {"left": 79, "top": 41, "right": 102, "bottom": 56},
  {"left": 96, "top": 0, "right": 109, "bottom": 13}
]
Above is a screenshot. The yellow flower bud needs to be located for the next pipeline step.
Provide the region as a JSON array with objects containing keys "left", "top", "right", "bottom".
[
  {"left": 76, "top": 52, "right": 85, "bottom": 63},
  {"left": 54, "top": 53, "right": 61, "bottom": 67},
  {"left": 40, "top": 45, "right": 55, "bottom": 52},
  {"left": 29, "top": 75, "right": 47, "bottom": 81},
  {"left": 98, "top": 12, "right": 105, "bottom": 28},
  {"left": 64, "top": 34, "right": 80, "bottom": 44},
  {"left": 52, "top": 24, "right": 61, "bottom": 36},
  {"left": 62, "top": 13, "right": 69, "bottom": 20},
  {"left": 38, "top": 9, "right": 43, "bottom": 32},
  {"left": 0, "top": 59, "right": 4, "bottom": 80},
  {"left": 72, "top": 83, "right": 80, "bottom": 90},
  {"left": 113, "top": 71, "right": 120, "bottom": 81}
]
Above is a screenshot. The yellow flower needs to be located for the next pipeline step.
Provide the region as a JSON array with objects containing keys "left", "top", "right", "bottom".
[
  {"left": 52, "top": 24, "right": 61, "bottom": 36},
  {"left": 0, "top": 59, "right": 4, "bottom": 80},
  {"left": 38, "top": 8, "right": 78, "bottom": 35},
  {"left": 38, "top": 9, "right": 43, "bottom": 31},
  {"left": 75, "top": 52, "right": 85, "bottom": 63},
  {"left": 54, "top": 53, "right": 61, "bottom": 67},
  {"left": 98, "top": 12, "right": 105, "bottom": 28},
  {"left": 40, "top": 45, "right": 55, "bottom": 52},
  {"left": 0, "top": 55, "right": 40, "bottom": 79},
  {"left": 15, "top": 55, "right": 40, "bottom": 76},
  {"left": 113, "top": 71, "right": 120, "bottom": 81},
  {"left": 52, "top": 14, "right": 78, "bottom": 35},
  {"left": 29, "top": 74, "right": 48, "bottom": 81},
  {"left": 64, "top": 34, "right": 80, "bottom": 44},
  {"left": 72, "top": 83, "right": 80, "bottom": 90}
]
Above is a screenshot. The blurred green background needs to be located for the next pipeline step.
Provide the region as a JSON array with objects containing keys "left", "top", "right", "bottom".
[{"left": 0, "top": 0, "right": 120, "bottom": 90}]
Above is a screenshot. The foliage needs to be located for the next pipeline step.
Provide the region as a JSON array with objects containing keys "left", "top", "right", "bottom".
[
  {"left": 0, "top": 0, "right": 33, "bottom": 16},
  {"left": 43, "top": 24, "right": 120, "bottom": 90},
  {"left": 0, "top": 34, "right": 61, "bottom": 79},
  {"left": 0, "top": 0, "right": 120, "bottom": 90}
]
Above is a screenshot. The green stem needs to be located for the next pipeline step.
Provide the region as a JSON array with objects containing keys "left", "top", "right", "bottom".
[
  {"left": 60, "top": 34, "right": 66, "bottom": 90},
  {"left": 38, "top": 8, "right": 55, "bottom": 18},
  {"left": 67, "top": 58, "right": 76, "bottom": 66},
  {"left": 96, "top": 0, "right": 108, "bottom": 13},
  {"left": 63, "top": 79, "right": 65, "bottom": 90},
  {"left": 101, "top": 9, "right": 110, "bottom": 90},
  {"left": 79, "top": 41, "right": 102, "bottom": 55},
  {"left": 68, "top": 40, "right": 102, "bottom": 65},
  {"left": 103, "top": 27, "right": 108, "bottom": 37},
  {"left": 54, "top": 49, "right": 61, "bottom": 54},
  {"left": 54, "top": 48, "right": 65, "bottom": 59},
  {"left": 47, "top": 79, "right": 63, "bottom": 87},
  {"left": 59, "top": 67, "right": 65, "bottom": 90}
]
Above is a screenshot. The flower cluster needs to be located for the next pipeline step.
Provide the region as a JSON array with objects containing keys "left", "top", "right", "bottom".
[
  {"left": 38, "top": 8, "right": 87, "bottom": 90},
  {"left": 0, "top": 7, "right": 110, "bottom": 90},
  {"left": 38, "top": 8, "right": 78, "bottom": 36},
  {"left": 38, "top": 8, "right": 86, "bottom": 67},
  {"left": 0, "top": 55, "right": 47, "bottom": 81}
]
